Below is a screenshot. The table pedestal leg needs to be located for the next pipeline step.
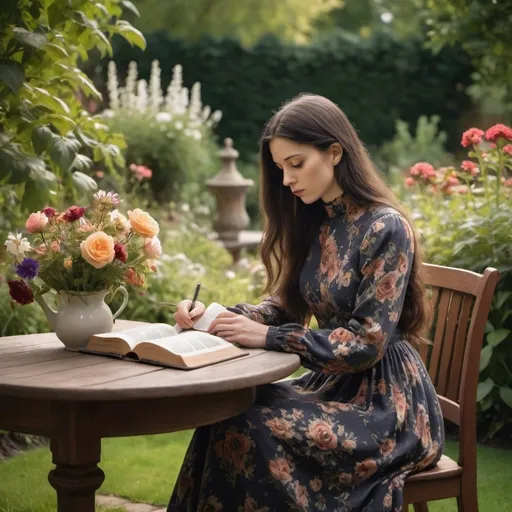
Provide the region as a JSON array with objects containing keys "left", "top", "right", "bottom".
[
  {"left": 48, "top": 402, "right": 104, "bottom": 512},
  {"left": 48, "top": 462, "right": 105, "bottom": 512}
]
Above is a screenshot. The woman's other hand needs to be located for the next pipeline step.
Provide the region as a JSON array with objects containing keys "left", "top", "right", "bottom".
[{"left": 208, "top": 312, "right": 269, "bottom": 348}]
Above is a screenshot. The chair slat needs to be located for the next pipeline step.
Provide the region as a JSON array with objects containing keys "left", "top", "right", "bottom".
[
  {"left": 428, "top": 289, "right": 452, "bottom": 384},
  {"left": 436, "top": 293, "right": 463, "bottom": 395},
  {"left": 446, "top": 295, "right": 474, "bottom": 401}
]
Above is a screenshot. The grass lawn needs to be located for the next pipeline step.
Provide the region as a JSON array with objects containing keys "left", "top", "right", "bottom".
[{"left": 0, "top": 432, "right": 510, "bottom": 511}]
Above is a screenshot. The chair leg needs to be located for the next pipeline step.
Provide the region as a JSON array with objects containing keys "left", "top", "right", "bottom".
[
  {"left": 413, "top": 504, "right": 429, "bottom": 512},
  {"left": 457, "top": 492, "right": 478, "bottom": 512}
]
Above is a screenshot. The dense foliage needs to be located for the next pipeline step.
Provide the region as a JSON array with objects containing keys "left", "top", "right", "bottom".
[
  {"left": 0, "top": 0, "right": 145, "bottom": 223},
  {"left": 103, "top": 30, "right": 474, "bottom": 158},
  {"left": 102, "top": 60, "right": 221, "bottom": 204},
  {"left": 404, "top": 124, "right": 512, "bottom": 439}
]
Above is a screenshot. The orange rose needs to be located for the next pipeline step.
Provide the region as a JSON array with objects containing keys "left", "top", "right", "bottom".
[
  {"left": 127, "top": 208, "right": 159, "bottom": 237},
  {"left": 379, "top": 438, "right": 396, "bottom": 457},
  {"left": 354, "top": 458, "right": 378, "bottom": 484},
  {"left": 264, "top": 418, "right": 294, "bottom": 440},
  {"left": 80, "top": 231, "right": 115, "bottom": 269},
  {"left": 376, "top": 271, "right": 399, "bottom": 302},
  {"left": 268, "top": 457, "right": 293, "bottom": 483}
]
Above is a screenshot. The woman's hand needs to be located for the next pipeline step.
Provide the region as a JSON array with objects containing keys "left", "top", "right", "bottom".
[
  {"left": 208, "top": 312, "right": 269, "bottom": 348},
  {"left": 173, "top": 300, "right": 206, "bottom": 329}
]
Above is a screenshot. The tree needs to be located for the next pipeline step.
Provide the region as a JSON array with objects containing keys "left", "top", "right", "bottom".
[
  {"left": 421, "top": 0, "right": 512, "bottom": 97},
  {"left": 131, "top": 0, "right": 342, "bottom": 45},
  {"left": 0, "top": 0, "right": 146, "bottom": 215}
]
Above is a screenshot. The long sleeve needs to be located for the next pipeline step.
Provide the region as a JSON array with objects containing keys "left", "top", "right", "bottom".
[
  {"left": 265, "top": 213, "right": 415, "bottom": 374},
  {"left": 227, "top": 296, "right": 298, "bottom": 326}
]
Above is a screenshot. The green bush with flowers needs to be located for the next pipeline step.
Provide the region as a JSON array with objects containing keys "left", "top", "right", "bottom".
[
  {"left": 2, "top": 190, "right": 161, "bottom": 310},
  {"left": 403, "top": 123, "right": 512, "bottom": 439},
  {"left": 102, "top": 60, "right": 221, "bottom": 206}
]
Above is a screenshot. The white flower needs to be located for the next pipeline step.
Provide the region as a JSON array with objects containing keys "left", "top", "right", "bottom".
[
  {"left": 192, "top": 130, "right": 202, "bottom": 140},
  {"left": 156, "top": 112, "right": 172, "bottom": 123},
  {"left": 180, "top": 203, "right": 190, "bottom": 212},
  {"left": 143, "top": 236, "right": 162, "bottom": 259},
  {"left": 109, "top": 210, "right": 130, "bottom": 233},
  {"left": 4, "top": 232, "right": 31, "bottom": 261},
  {"left": 175, "top": 121, "right": 184, "bottom": 131},
  {"left": 225, "top": 270, "right": 236, "bottom": 279},
  {"left": 211, "top": 110, "right": 223, "bottom": 123},
  {"left": 189, "top": 263, "right": 206, "bottom": 276}
]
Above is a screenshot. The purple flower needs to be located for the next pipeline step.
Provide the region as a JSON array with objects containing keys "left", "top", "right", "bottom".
[{"left": 15, "top": 257, "right": 40, "bottom": 280}]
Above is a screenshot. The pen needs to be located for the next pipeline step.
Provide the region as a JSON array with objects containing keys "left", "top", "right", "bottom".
[{"left": 190, "top": 282, "right": 201, "bottom": 312}]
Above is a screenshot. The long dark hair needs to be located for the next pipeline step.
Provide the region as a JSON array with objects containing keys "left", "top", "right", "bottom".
[{"left": 259, "top": 93, "right": 431, "bottom": 345}]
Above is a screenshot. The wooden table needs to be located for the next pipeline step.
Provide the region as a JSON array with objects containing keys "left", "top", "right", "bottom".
[{"left": 0, "top": 320, "right": 301, "bottom": 512}]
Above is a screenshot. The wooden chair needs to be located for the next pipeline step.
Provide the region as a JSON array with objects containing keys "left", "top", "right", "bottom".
[{"left": 403, "top": 263, "right": 500, "bottom": 512}]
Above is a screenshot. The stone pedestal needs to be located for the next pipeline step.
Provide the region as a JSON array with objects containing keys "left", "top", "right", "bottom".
[{"left": 207, "top": 138, "right": 254, "bottom": 261}]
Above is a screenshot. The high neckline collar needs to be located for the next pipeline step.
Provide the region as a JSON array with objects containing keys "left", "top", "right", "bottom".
[{"left": 323, "top": 193, "right": 346, "bottom": 218}]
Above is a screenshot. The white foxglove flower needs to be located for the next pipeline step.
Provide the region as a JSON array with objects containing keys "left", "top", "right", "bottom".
[
  {"left": 156, "top": 112, "right": 172, "bottom": 123},
  {"left": 4, "top": 232, "right": 31, "bottom": 261}
]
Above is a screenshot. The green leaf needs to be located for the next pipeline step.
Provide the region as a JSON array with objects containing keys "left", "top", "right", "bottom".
[
  {"left": 477, "top": 378, "right": 494, "bottom": 402},
  {"left": 116, "top": 21, "right": 146, "bottom": 50},
  {"left": 74, "top": 69, "right": 102, "bottom": 99},
  {"left": 479, "top": 344, "right": 493, "bottom": 372},
  {"left": 70, "top": 154, "right": 93, "bottom": 171},
  {"left": 29, "top": 166, "right": 57, "bottom": 185},
  {"left": 42, "top": 114, "right": 76, "bottom": 134},
  {"left": 495, "top": 291, "right": 512, "bottom": 309},
  {"left": 121, "top": 0, "right": 140, "bottom": 17},
  {"left": 49, "top": 135, "right": 81, "bottom": 171},
  {"left": 12, "top": 27, "right": 47, "bottom": 50},
  {"left": 33, "top": 87, "right": 70, "bottom": 115},
  {"left": 499, "top": 387, "right": 512, "bottom": 410},
  {"left": 44, "top": 43, "right": 69, "bottom": 58},
  {"left": 21, "top": 178, "right": 45, "bottom": 211},
  {"left": 0, "top": 62, "right": 25, "bottom": 94},
  {"left": 31, "top": 126, "right": 53, "bottom": 154},
  {"left": 72, "top": 171, "right": 97, "bottom": 192},
  {"left": 487, "top": 329, "right": 510, "bottom": 347}
]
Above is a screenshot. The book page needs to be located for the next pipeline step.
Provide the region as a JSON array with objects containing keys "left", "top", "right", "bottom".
[
  {"left": 144, "top": 330, "right": 230, "bottom": 356},
  {"left": 93, "top": 323, "right": 178, "bottom": 348},
  {"left": 191, "top": 302, "right": 229, "bottom": 331}
]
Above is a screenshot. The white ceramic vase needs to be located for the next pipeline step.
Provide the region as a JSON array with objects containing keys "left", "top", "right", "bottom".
[{"left": 35, "top": 287, "right": 129, "bottom": 351}]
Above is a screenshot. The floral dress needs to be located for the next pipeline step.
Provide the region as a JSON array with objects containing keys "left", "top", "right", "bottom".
[{"left": 167, "top": 195, "right": 444, "bottom": 512}]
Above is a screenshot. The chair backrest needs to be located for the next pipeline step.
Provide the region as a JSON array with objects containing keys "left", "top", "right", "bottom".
[{"left": 419, "top": 263, "right": 500, "bottom": 467}]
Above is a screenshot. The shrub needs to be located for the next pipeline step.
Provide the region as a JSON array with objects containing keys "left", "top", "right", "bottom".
[
  {"left": 104, "top": 30, "right": 475, "bottom": 158},
  {"left": 376, "top": 115, "right": 454, "bottom": 179},
  {"left": 103, "top": 60, "right": 222, "bottom": 205},
  {"left": 403, "top": 124, "right": 512, "bottom": 439},
  {"left": 0, "top": 0, "right": 145, "bottom": 217}
]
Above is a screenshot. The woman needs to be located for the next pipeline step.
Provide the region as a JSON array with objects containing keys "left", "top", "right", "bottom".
[{"left": 168, "top": 94, "right": 444, "bottom": 511}]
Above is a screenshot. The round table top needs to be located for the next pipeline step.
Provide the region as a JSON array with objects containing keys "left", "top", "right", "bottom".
[{"left": 0, "top": 320, "right": 301, "bottom": 401}]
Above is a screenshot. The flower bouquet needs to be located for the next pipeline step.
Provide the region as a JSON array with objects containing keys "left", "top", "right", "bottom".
[{"left": 3, "top": 191, "right": 162, "bottom": 349}]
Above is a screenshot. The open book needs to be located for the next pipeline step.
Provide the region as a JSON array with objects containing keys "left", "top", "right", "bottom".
[{"left": 81, "top": 302, "right": 248, "bottom": 370}]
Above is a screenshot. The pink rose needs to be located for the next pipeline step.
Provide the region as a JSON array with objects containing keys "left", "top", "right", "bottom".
[
  {"left": 460, "top": 160, "right": 479, "bottom": 176},
  {"left": 264, "top": 417, "right": 294, "bottom": 439},
  {"left": 308, "top": 420, "right": 337, "bottom": 450},
  {"left": 485, "top": 123, "right": 512, "bottom": 143},
  {"left": 461, "top": 128, "right": 484, "bottom": 147},
  {"left": 25, "top": 211, "right": 48, "bottom": 233},
  {"left": 143, "top": 236, "right": 162, "bottom": 259}
]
